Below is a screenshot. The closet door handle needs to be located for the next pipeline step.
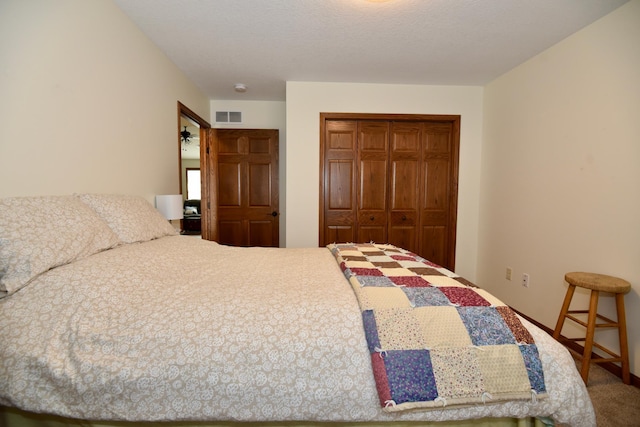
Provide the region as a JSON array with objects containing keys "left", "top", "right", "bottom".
[{"left": 270, "top": 211, "right": 278, "bottom": 217}]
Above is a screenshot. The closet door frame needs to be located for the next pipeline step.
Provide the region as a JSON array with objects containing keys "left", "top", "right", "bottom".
[{"left": 319, "top": 112, "right": 461, "bottom": 270}]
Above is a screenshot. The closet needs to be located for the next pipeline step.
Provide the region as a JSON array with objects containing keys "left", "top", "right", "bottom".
[{"left": 319, "top": 113, "right": 460, "bottom": 271}]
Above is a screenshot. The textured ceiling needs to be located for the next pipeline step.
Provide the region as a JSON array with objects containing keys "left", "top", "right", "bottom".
[{"left": 113, "top": 0, "right": 628, "bottom": 101}]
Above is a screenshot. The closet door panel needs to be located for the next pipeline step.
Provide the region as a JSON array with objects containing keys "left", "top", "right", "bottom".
[
  {"left": 357, "top": 121, "right": 389, "bottom": 244},
  {"left": 359, "top": 159, "right": 387, "bottom": 209},
  {"left": 323, "top": 121, "right": 358, "bottom": 244},
  {"left": 420, "top": 225, "right": 447, "bottom": 267},
  {"left": 389, "top": 226, "right": 417, "bottom": 254},
  {"left": 357, "top": 225, "right": 386, "bottom": 245},
  {"left": 328, "top": 160, "right": 354, "bottom": 209},
  {"left": 326, "top": 225, "right": 354, "bottom": 244},
  {"left": 388, "top": 122, "right": 421, "bottom": 252},
  {"left": 390, "top": 160, "right": 419, "bottom": 209},
  {"left": 420, "top": 123, "right": 454, "bottom": 268}
]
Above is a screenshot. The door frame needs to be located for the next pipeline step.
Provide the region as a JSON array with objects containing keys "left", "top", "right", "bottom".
[
  {"left": 319, "top": 112, "right": 461, "bottom": 269},
  {"left": 177, "top": 102, "right": 213, "bottom": 239}
]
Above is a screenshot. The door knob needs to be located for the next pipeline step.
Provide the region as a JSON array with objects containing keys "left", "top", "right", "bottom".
[
  {"left": 370, "top": 216, "right": 375, "bottom": 221},
  {"left": 402, "top": 215, "right": 407, "bottom": 221},
  {"left": 271, "top": 211, "right": 278, "bottom": 217}
]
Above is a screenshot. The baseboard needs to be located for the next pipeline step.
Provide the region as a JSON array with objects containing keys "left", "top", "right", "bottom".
[{"left": 511, "top": 307, "right": 640, "bottom": 389}]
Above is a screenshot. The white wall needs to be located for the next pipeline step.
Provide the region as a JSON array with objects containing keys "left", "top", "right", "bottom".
[
  {"left": 285, "top": 82, "right": 483, "bottom": 280},
  {"left": 479, "top": 0, "right": 640, "bottom": 376},
  {"left": 0, "top": 0, "right": 209, "bottom": 202},
  {"left": 209, "top": 100, "right": 287, "bottom": 245}
]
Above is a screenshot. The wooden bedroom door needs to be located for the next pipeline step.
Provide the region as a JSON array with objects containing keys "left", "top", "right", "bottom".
[
  {"left": 214, "top": 129, "right": 279, "bottom": 247},
  {"left": 320, "top": 113, "right": 460, "bottom": 271}
]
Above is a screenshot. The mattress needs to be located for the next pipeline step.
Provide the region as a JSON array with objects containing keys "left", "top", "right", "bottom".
[{"left": 0, "top": 195, "right": 595, "bottom": 426}]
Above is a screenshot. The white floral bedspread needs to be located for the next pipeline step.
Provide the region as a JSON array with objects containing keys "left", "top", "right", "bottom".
[{"left": 0, "top": 236, "right": 594, "bottom": 425}]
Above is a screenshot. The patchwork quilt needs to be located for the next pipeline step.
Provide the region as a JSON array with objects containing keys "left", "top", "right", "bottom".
[{"left": 328, "top": 243, "right": 547, "bottom": 412}]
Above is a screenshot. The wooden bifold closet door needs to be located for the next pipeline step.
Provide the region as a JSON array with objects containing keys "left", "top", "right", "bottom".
[{"left": 319, "top": 113, "right": 460, "bottom": 271}]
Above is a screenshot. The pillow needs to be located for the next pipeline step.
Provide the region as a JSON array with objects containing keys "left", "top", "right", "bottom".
[
  {"left": 0, "top": 195, "right": 121, "bottom": 297},
  {"left": 75, "top": 194, "right": 177, "bottom": 244}
]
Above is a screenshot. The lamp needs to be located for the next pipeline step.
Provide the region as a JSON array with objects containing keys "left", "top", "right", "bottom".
[{"left": 155, "top": 195, "right": 184, "bottom": 221}]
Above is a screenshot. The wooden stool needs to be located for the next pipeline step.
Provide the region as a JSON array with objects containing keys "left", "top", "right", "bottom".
[{"left": 553, "top": 272, "right": 631, "bottom": 385}]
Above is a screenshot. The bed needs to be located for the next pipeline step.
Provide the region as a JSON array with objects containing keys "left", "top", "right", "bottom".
[{"left": 0, "top": 194, "right": 595, "bottom": 427}]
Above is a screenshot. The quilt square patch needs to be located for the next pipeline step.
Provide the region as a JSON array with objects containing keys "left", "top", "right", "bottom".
[
  {"left": 349, "top": 267, "right": 383, "bottom": 277},
  {"left": 383, "top": 350, "right": 438, "bottom": 405},
  {"left": 476, "top": 345, "right": 530, "bottom": 394},
  {"left": 397, "top": 260, "right": 433, "bottom": 269},
  {"left": 360, "top": 250, "right": 386, "bottom": 256},
  {"left": 375, "top": 308, "right": 425, "bottom": 350},
  {"left": 380, "top": 267, "right": 416, "bottom": 277},
  {"left": 357, "top": 275, "right": 396, "bottom": 287},
  {"left": 390, "top": 255, "right": 416, "bottom": 261},
  {"left": 454, "top": 277, "right": 478, "bottom": 288},
  {"left": 366, "top": 255, "right": 395, "bottom": 263},
  {"left": 473, "top": 288, "right": 506, "bottom": 307},
  {"left": 362, "top": 310, "right": 381, "bottom": 353},
  {"left": 439, "top": 287, "right": 491, "bottom": 307},
  {"left": 414, "top": 306, "right": 473, "bottom": 348},
  {"left": 457, "top": 307, "right": 516, "bottom": 346},
  {"left": 372, "top": 261, "right": 403, "bottom": 269},
  {"left": 407, "top": 267, "right": 444, "bottom": 276},
  {"left": 342, "top": 255, "right": 368, "bottom": 262},
  {"left": 359, "top": 287, "right": 412, "bottom": 311},
  {"left": 401, "top": 287, "right": 451, "bottom": 307},
  {"left": 520, "top": 344, "right": 546, "bottom": 393},
  {"left": 390, "top": 276, "right": 431, "bottom": 287},
  {"left": 345, "top": 260, "right": 376, "bottom": 269},
  {"left": 430, "top": 347, "right": 484, "bottom": 399},
  {"left": 496, "top": 306, "right": 535, "bottom": 344},
  {"left": 421, "top": 275, "right": 467, "bottom": 288}
]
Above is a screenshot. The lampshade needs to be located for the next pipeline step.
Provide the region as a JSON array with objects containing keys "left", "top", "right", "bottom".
[{"left": 155, "top": 195, "right": 184, "bottom": 220}]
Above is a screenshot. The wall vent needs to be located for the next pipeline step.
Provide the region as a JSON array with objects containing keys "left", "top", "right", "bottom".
[{"left": 215, "top": 111, "right": 242, "bottom": 124}]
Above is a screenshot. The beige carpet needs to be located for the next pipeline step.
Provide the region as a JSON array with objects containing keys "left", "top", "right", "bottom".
[{"left": 572, "top": 355, "right": 640, "bottom": 427}]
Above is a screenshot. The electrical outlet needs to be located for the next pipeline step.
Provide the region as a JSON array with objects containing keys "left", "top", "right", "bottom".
[
  {"left": 522, "top": 273, "right": 530, "bottom": 288},
  {"left": 506, "top": 267, "right": 512, "bottom": 281}
]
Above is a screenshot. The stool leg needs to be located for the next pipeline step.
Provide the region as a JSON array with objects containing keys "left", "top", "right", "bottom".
[
  {"left": 580, "top": 290, "right": 599, "bottom": 384},
  {"left": 615, "top": 293, "right": 631, "bottom": 385},
  {"left": 553, "top": 284, "right": 576, "bottom": 341}
]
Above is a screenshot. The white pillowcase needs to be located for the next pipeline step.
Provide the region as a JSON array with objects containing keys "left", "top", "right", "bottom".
[
  {"left": 75, "top": 194, "right": 178, "bottom": 244},
  {"left": 0, "top": 195, "right": 120, "bottom": 297}
]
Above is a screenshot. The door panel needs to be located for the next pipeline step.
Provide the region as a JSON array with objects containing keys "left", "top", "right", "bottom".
[
  {"left": 421, "top": 225, "right": 446, "bottom": 266},
  {"left": 388, "top": 122, "right": 421, "bottom": 254},
  {"left": 218, "top": 220, "right": 243, "bottom": 246},
  {"left": 328, "top": 160, "right": 354, "bottom": 210},
  {"left": 218, "top": 163, "right": 241, "bottom": 207},
  {"left": 216, "top": 129, "right": 279, "bottom": 247},
  {"left": 248, "top": 220, "right": 274, "bottom": 247},
  {"left": 323, "top": 121, "right": 358, "bottom": 244},
  {"left": 420, "top": 123, "right": 453, "bottom": 266},
  {"left": 357, "top": 121, "right": 389, "bottom": 243},
  {"left": 248, "top": 163, "right": 271, "bottom": 206}
]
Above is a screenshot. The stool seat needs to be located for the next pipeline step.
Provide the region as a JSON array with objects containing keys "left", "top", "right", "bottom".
[
  {"left": 565, "top": 272, "right": 631, "bottom": 294},
  {"left": 553, "top": 272, "right": 631, "bottom": 385}
]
